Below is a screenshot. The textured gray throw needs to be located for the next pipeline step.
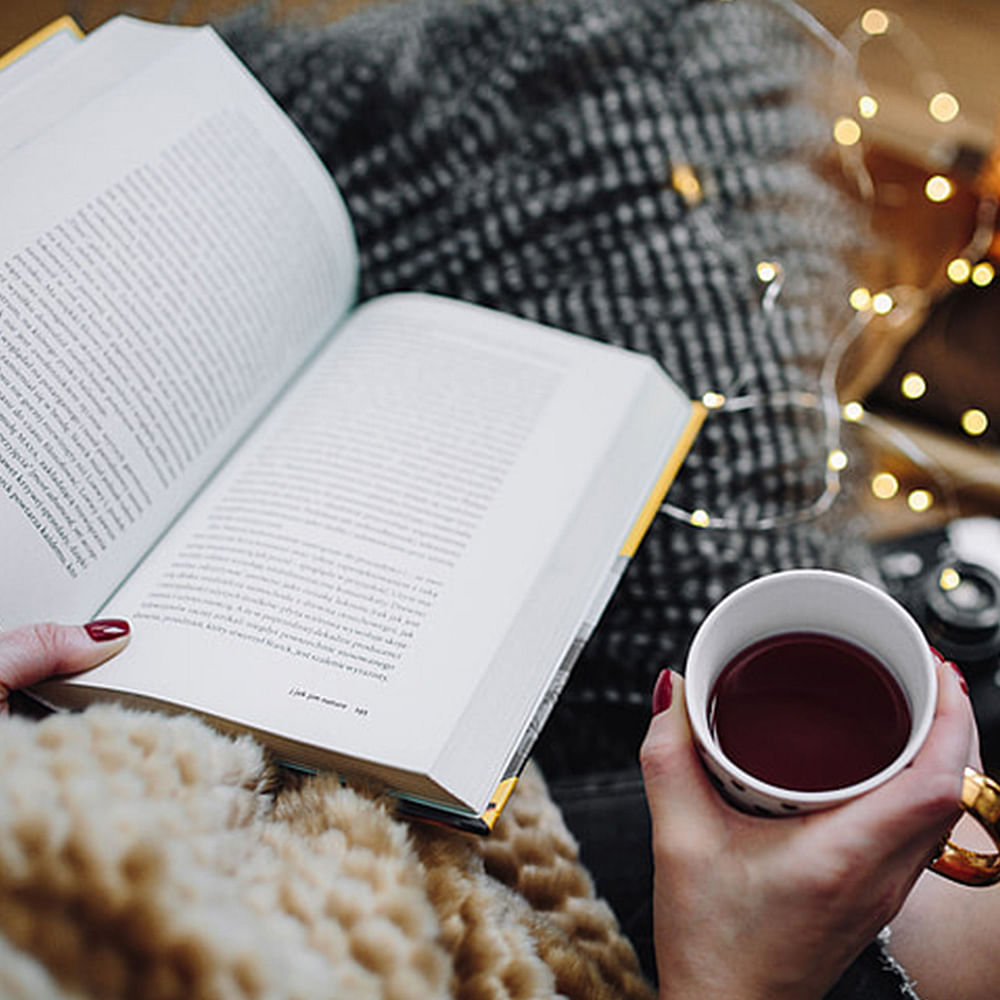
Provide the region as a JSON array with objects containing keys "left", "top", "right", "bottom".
[
  {"left": 225, "top": 0, "right": 875, "bottom": 771},
  {"left": 223, "top": 2, "right": 915, "bottom": 995}
]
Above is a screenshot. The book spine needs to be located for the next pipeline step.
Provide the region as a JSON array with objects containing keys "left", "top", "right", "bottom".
[{"left": 467, "top": 399, "right": 705, "bottom": 834}]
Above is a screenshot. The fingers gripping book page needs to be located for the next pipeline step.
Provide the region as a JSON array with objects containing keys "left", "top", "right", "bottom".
[
  {"left": 61, "top": 294, "right": 688, "bottom": 813},
  {"left": 0, "top": 23, "right": 357, "bottom": 627}
]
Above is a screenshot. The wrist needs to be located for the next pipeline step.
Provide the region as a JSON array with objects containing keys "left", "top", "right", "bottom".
[
  {"left": 658, "top": 964, "right": 832, "bottom": 1000},
  {"left": 661, "top": 985, "right": 824, "bottom": 1000}
]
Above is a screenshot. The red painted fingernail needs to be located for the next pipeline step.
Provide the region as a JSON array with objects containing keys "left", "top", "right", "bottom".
[
  {"left": 929, "top": 645, "right": 946, "bottom": 663},
  {"left": 84, "top": 619, "right": 130, "bottom": 642},
  {"left": 947, "top": 660, "right": 969, "bottom": 696},
  {"left": 652, "top": 669, "right": 674, "bottom": 715}
]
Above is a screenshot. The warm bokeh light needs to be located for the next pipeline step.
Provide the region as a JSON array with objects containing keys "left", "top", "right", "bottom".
[
  {"left": 928, "top": 92, "right": 960, "bottom": 123},
  {"left": 900, "top": 372, "right": 927, "bottom": 399},
  {"left": 871, "top": 291, "right": 894, "bottom": 314},
  {"left": 961, "top": 408, "right": 989, "bottom": 436},
  {"left": 671, "top": 163, "right": 703, "bottom": 205},
  {"left": 648, "top": 5, "right": 992, "bottom": 538},
  {"left": 827, "top": 449, "right": 849, "bottom": 472},
  {"left": 833, "top": 117, "right": 862, "bottom": 146},
  {"left": 924, "top": 175, "right": 954, "bottom": 202},
  {"left": 858, "top": 95, "right": 879, "bottom": 119},
  {"left": 861, "top": 8, "right": 890, "bottom": 35},
  {"left": 756, "top": 260, "right": 779, "bottom": 283},
  {"left": 849, "top": 286, "right": 872, "bottom": 311},
  {"left": 947, "top": 257, "right": 972, "bottom": 284},
  {"left": 939, "top": 566, "right": 961, "bottom": 591},
  {"left": 972, "top": 261, "right": 995, "bottom": 287},
  {"left": 871, "top": 472, "right": 899, "bottom": 499}
]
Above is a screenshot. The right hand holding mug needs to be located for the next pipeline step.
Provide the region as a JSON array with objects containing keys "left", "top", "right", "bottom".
[
  {"left": 679, "top": 570, "right": 1000, "bottom": 881},
  {"left": 640, "top": 657, "right": 976, "bottom": 1000}
]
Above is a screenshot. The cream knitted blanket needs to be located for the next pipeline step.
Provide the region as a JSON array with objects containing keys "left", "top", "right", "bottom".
[{"left": 0, "top": 706, "right": 652, "bottom": 999}]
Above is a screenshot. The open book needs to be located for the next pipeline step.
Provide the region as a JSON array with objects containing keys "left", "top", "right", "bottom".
[{"left": 0, "top": 16, "right": 703, "bottom": 831}]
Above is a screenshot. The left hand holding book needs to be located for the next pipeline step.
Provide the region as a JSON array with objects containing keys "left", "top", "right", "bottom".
[{"left": 0, "top": 619, "right": 130, "bottom": 716}]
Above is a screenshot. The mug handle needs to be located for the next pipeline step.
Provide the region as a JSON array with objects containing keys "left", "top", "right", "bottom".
[{"left": 930, "top": 767, "right": 1000, "bottom": 886}]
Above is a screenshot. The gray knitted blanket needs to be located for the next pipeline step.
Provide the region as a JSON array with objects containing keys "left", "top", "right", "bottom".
[
  {"left": 224, "top": 0, "right": 873, "bottom": 774},
  {"left": 221, "top": 2, "right": 914, "bottom": 995}
]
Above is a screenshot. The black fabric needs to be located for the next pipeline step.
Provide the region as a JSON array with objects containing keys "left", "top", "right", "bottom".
[{"left": 222, "top": 2, "right": 911, "bottom": 995}]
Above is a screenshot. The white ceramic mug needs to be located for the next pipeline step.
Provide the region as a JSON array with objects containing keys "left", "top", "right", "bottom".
[{"left": 684, "top": 568, "right": 1000, "bottom": 886}]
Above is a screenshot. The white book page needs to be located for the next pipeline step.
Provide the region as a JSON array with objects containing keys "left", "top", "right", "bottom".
[
  {"left": 434, "top": 353, "right": 690, "bottom": 810},
  {"left": 0, "top": 23, "right": 357, "bottom": 627},
  {"left": 0, "top": 19, "right": 229, "bottom": 158},
  {"left": 67, "top": 294, "right": 681, "bottom": 804},
  {"left": 0, "top": 17, "right": 81, "bottom": 100}
]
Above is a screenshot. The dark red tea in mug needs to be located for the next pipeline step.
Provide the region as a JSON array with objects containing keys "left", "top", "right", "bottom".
[{"left": 708, "top": 631, "right": 911, "bottom": 792}]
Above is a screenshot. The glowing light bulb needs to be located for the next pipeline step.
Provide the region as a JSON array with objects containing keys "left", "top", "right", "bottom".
[
  {"left": 671, "top": 163, "right": 703, "bottom": 206},
  {"left": 701, "top": 391, "right": 726, "bottom": 409},
  {"left": 842, "top": 401, "right": 865, "bottom": 422},
  {"left": 900, "top": 372, "right": 927, "bottom": 399},
  {"left": 849, "top": 287, "right": 872, "bottom": 311},
  {"left": 833, "top": 117, "right": 862, "bottom": 146},
  {"left": 827, "top": 449, "right": 849, "bottom": 472},
  {"left": 756, "top": 260, "right": 780, "bottom": 283},
  {"left": 924, "top": 175, "right": 954, "bottom": 202},
  {"left": 972, "top": 262, "right": 995, "bottom": 287},
  {"left": 690, "top": 509, "right": 711, "bottom": 528},
  {"left": 907, "top": 489, "right": 933, "bottom": 513},
  {"left": 861, "top": 8, "right": 890, "bottom": 34},
  {"left": 947, "top": 258, "right": 972, "bottom": 284},
  {"left": 928, "top": 92, "right": 960, "bottom": 123},
  {"left": 871, "top": 292, "right": 894, "bottom": 315},
  {"left": 871, "top": 472, "right": 899, "bottom": 499},
  {"left": 961, "top": 408, "right": 989, "bottom": 436},
  {"left": 858, "top": 95, "right": 879, "bottom": 119}
]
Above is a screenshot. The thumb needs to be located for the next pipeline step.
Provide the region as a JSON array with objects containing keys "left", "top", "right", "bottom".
[
  {"left": 0, "top": 620, "right": 131, "bottom": 714},
  {"left": 641, "top": 670, "right": 729, "bottom": 839}
]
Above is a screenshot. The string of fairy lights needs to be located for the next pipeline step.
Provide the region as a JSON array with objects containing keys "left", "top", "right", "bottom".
[{"left": 659, "top": 0, "right": 998, "bottom": 533}]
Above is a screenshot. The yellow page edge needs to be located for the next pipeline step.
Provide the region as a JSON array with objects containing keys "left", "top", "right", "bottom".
[
  {"left": 0, "top": 15, "right": 83, "bottom": 71},
  {"left": 476, "top": 776, "right": 519, "bottom": 832},
  {"left": 619, "top": 400, "right": 706, "bottom": 558}
]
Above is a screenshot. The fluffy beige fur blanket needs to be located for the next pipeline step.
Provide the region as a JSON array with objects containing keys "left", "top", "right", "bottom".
[{"left": 0, "top": 706, "right": 653, "bottom": 999}]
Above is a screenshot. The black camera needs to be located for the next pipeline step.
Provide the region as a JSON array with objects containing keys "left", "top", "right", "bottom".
[{"left": 875, "top": 518, "right": 1000, "bottom": 774}]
